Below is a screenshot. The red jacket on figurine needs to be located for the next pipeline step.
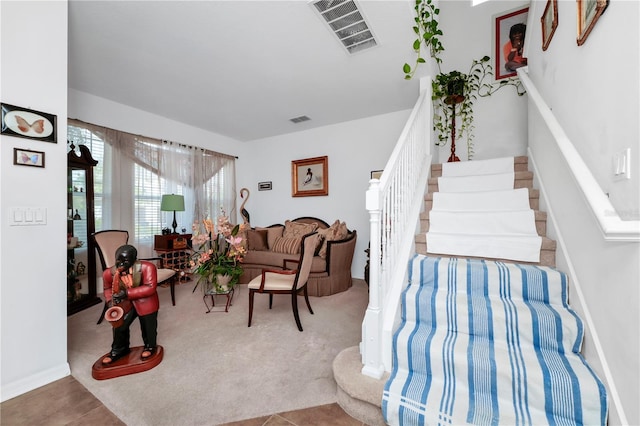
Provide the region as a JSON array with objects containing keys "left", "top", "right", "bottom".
[{"left": 103, "top": 260, "right": 159, "bottom": 316}]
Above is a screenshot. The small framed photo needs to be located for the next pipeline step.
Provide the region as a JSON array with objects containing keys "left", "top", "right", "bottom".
[
  {"left": 1, "top": 103, "right": 57, "bottom": 143},
  {"left": 541, "top": 0, "right": 558, "bottom": 51},
  {"left": 493, "top": 6, "right": 529, "bottom": 80},
  {"left": 291, "top": 156, "right": 328, "bottom": 197},
  {"left": 14, "top": 148, "right": 45, "bottom": 168},
  {"left": 577, "top": 0, "right": 608, "bottom": 46},
  {"left": 258, "top": 181, "right": 272, "bottom": 191},
  {"left": 370, "top": 170, "right": 383, "bottom": 179}
]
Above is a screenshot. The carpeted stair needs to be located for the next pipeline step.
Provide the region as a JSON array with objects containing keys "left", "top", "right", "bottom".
[
  {"left": 418, "top": 156, "right": 556, "bottom": 267},
  {"left": 334, "top": 156, "right": 557, "bottom": 425}
]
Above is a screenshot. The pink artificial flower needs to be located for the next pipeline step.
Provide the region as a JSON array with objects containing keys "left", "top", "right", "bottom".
[
  {"left": 203, "top": 218, "right": 214, "bottom": 234},
  {"left": 226, "top": 235, "right": 243, "bottom": 246}
]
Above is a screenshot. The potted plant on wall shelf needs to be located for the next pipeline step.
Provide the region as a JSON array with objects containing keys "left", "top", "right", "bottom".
[{"left": 403, "top": 0, "right": 525, "bottom": 160}]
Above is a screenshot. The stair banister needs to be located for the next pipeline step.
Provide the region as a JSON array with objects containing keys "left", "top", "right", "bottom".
[
  {"left": 517, "top": 67, "right": 640, "bottom": 241},
  {"left": 362, "top": 77, "right": 432, "bottom": 378}
]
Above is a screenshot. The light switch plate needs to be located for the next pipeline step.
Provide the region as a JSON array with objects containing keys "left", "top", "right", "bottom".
[
  {"left": 9, "top": 207, "right": 47, "bottom": 225},
  {"left": 613, "top": 148, "right": 631, "bottom": 181}
]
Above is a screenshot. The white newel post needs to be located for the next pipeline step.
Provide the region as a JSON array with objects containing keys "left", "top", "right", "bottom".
[{"left": 361, "top": 179, "right": 384, "bottom": 379}]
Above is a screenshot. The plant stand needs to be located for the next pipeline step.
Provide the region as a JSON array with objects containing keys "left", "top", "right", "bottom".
[
  {"left": 203, "top": 286, "right": 234, "bottom": 313},
  {"left": 445, "top": 94, "right": 464, "bottom": 162},
  {"left": 202, "top": 274, "right": 235, "bottom": 313}
]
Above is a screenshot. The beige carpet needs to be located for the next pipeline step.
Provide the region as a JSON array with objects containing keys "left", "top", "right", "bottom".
[{"left": 67, "top": 279, "right": 369, "bottom": 425}]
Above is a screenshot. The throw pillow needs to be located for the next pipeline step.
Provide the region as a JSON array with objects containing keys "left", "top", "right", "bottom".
[
  {"left": 271, "top": 236, "right": 302, "bottom": 254},
  {"left": 256, "top": 226, "right": 284, "bottom": 249},
  {"left": 246, "top": 229, "right": 269, "bottom": 251},
  {"left": 318, "top": 220, "right": 349, "bottom": 259},
  {"left": 283, "top": 220, "right": 318, "bottom": 239}
]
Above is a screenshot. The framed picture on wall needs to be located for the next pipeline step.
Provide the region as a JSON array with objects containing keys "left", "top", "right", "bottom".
[
  {"left": 291, "top": 156, "right": 328, "bottom": 197},
  {"left": 493, "top": 6, "right": 529, "bottom": 80},
  {"left": 1, "top": 103, "right": 57, "bottom": 143},
  {"left": 13, "top": 148, "right": 45, "bottom": 168},
  {"left": 541, "top": 0, "right": 558, "bottom": 51},
  {"left": 258, "top": 181, "right": 272, "bottom": 191},
  {"left": 577, "top": 0, "right": 609, "bottom": 46}
]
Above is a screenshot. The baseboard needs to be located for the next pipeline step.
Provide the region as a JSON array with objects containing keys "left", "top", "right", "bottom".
[{"left": 1, "top": 363, "right": 71, "bottom": 402}]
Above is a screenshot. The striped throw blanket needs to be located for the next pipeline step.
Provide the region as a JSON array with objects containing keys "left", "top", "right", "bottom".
[{"left": 383, "top": 255, "right": 607, "bottom": 425}]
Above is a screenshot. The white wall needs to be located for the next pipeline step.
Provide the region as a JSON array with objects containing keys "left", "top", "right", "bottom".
[
  {"left": 236, "top": 110, "right": 411, "bottom": 280},
  {"left": 525, "top": 0, "right": 639, "bottom": 219},
  {"left": 429, "top": 0, "right": 531, "bottom": 162},
  {"left": 0, "top": 0, "right": 71, "bottom": 401},
  {"left": 524, "top": 1, "right": 639, "bottom": 424},
  {"left": 68, "top": 89, "right": 243, "bottom": 158}
]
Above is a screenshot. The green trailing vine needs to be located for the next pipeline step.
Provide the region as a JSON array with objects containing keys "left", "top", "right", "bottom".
[
  {"left": 403, "top": 0, "right": 443, "bottom": 79},
  {"left": 403, "top": 0, "right": 525, "bottom": 159}
]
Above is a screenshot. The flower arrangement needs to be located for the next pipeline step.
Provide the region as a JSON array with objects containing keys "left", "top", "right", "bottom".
[{"left": 190, "top": 210, "right": 247, "bottom": 293}]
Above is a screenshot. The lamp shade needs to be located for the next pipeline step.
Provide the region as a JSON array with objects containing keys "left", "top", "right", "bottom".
[{"left": 160, "top": 194, "right": 185, "bottom": 212}]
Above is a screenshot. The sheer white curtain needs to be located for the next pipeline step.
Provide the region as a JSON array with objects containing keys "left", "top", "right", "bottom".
[
  {"left": 68, "top": 119, "right": 237, "bottom": 260},
  {"left": 160, "top": 141, "right": 237, "bottom": 233},
  {"left": 191, "top": 148, "right": 237, "bottom": 225}
]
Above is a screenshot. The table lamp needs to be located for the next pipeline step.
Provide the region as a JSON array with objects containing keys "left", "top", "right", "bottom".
[{"left": 161, "top": 194, "right": 185, "bottom": 234}]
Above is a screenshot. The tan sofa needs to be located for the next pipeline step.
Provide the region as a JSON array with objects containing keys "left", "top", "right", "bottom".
[{"left": 238, "top": 217, "right": 357, "bottom": 296}]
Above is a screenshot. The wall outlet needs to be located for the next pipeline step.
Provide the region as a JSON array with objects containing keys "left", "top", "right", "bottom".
[{"left": 613, "top": 148, "right": 631, "bottom": 181}]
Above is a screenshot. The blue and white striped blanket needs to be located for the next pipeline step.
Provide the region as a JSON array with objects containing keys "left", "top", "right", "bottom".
[{"left": 382, "top": 255, "right": 607, "bottom": 425}]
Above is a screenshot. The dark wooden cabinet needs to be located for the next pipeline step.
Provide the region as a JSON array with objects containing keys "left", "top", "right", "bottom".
[
  {"left": 154, "top": 234, "right": 193, "bottom": 282},
  {"left": 154, "top": 234, "right": 192, "bottom": 250},
  {"left": 67, "top": 144, "right": 101, "bottom": 315}
]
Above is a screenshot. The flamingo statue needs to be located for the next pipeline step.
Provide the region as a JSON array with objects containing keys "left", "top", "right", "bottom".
[{"left": 240, "top": 188, "right": 250, "bottom": 225}]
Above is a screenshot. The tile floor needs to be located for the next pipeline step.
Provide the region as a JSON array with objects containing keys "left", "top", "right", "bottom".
[{"left": 1, "top": 375, "right": 365, "bottom": 426}]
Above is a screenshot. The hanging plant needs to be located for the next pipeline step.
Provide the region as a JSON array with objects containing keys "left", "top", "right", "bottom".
[
  {"left": 403, "top": 0, "right": 525, "bottom": 159},
  {"left": 403, "top": 0, "right": 443, "bottom": 80}
]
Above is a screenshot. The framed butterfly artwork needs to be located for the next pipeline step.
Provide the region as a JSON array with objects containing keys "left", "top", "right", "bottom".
[
  {"left": 13, "top": 148, "right": 45, "bottom": 168},
  {"left": 1, "top": 103, "right": 57, "bottom": 143}
]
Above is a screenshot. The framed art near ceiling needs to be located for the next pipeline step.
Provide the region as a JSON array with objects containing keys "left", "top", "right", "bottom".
[
  {"left": 258, "top": 181, "right": 272, "bottom": 191},
  {"left": 577, "top": 0, "right": 608, "bottom": 46},
  {"left": 1, "top": 103, "right": 57, "bottom": 143},
  {"left": 493, "top": 6, "right": 529, "bottom": 80},
  {"left": 292, "top": 156, "right": 328, "bottom": 197},
  {"left": 13, "top": 148, "right": 45, "bottom": 168},
  {"left": 541, "top": 0, "right": 558, "bottom": 51}
]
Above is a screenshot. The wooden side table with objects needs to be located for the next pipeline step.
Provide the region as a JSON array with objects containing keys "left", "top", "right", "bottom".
[{"left": 154, "top": 234, "right": 193, "bottom": 284}]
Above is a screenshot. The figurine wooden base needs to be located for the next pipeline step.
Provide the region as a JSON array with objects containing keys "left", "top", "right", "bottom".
[{"left": 92, "top": 345, "right": 163, "bottom": 380}]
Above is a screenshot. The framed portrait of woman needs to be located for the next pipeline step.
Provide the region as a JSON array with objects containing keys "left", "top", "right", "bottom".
[{"left": 493, "top": 7, "right": 529, "bottom": 80}]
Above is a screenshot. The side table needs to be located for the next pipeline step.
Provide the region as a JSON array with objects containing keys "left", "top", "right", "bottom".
[
  {"left": 203, "top": 287, "right": 234, "bottom": 313},
  {"left": 154, "top": 234, "right": 193, "bottom": 283}
]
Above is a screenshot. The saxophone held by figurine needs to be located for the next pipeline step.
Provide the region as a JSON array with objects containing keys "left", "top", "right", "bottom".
[{"left": 104, "top": 267, "right": 133, "bottom": 328}]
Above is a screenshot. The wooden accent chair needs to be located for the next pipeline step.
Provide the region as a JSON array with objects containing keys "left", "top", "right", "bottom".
[
  {"left": 247, "top": 232, "right": 320, "bottom": 332},
  {"left": 92, "top": 230, "right": 177, "bottom": 325}
]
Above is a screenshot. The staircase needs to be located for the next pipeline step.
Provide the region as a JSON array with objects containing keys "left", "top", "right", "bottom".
[
  {"left": 417, "top": 155, "right": 557, "bottom": 267},
  {"left": 334, "top": 156, "right": 557, "bottom": 425}
]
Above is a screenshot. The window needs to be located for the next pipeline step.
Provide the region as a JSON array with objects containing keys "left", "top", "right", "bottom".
[{"left": 68, "top": 120, "right": 236, "bottom": 258}]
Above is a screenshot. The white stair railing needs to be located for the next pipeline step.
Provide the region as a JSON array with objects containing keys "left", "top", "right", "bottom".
[{"left": 361, "top": 77, "right": 432, "bottom": 378}]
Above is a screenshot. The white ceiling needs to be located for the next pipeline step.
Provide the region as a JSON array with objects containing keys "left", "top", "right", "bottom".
[{"left": 68, "top": 0, "right": 420, "bottom": 142}]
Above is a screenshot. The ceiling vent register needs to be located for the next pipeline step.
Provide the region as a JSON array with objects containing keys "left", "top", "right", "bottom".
[{"left": 311, "top": 0, "right": 378, "bottom": 54}]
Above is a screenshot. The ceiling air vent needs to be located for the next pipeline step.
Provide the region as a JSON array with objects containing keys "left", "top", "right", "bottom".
[
  {"left": 311, "top": 0, "right": 378, "bottom": 54},
  {"left": 290, "top": 115, "right": 311, "bottom": 124}
]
